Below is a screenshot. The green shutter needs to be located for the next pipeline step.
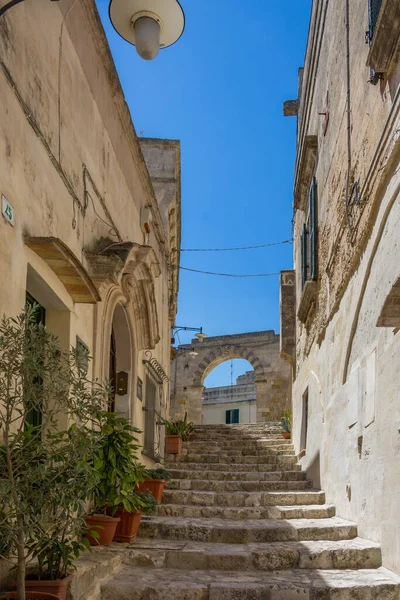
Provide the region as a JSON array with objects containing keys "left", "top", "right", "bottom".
[
  {"left": 225, "top": 410, "right": 231, "bottom": 424},
  {"left": 301, "top": 223, "right": 307, "bottom": 289},
  {"left": 233, "top": 409, "right": 239, "bottom": 424},
  {"left": 309, "top": 177, "right": 318, "bottom": 281},
  {"left": 368, "top": 0, "right": 383, "bottom": 40},
  {"left": 25, "top": 293, "right": 46, "bottom": 431}
]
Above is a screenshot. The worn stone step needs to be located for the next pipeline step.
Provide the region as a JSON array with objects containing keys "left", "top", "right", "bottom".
[
  {"left": 184, "top": 439, "right": 293, "bottom": 449},
  {"left": 180, "top": 447, "right": 295, "bottom": 457},
  {"left": 125, "top": 536, "right": 381, "bottom": 571},
  {"left": 168, "top": 469, "right": 306, "bottom": 482},
  {"left": 166, "top": 479, "right": 312, "bottom": 492},
  {"left": 165, "top": 460, "right": 301, "bottom": 472},
  {"left": 138, "top": 516, "right": 358, "bottom": 544},
  {"left": 71, "top": 545, "right": 125, "bottom": 600},
  {"left": 161, "top": 489, "right": 326, "bottom": 508},
  {"left": 169, "top": 454, "right": 297, "bottom": 465},
  {"left": 101, "top": 566, "right": 400, "bottom": 600},
  {"left": 158, "top": 503, "right": 336, "bottom": 521}
]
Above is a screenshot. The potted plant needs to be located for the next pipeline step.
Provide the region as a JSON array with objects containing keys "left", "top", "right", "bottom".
[
  {"left": 112, "top": 491, "right": 157, "bottom": 543},
  {"left": 164, "top": 413, "right": 194, "bottom": 454},
  {"left": 280, "top": 411, "right": 292, "bottom": 439},
  {"left": 85, "top": 412, "right": 147, "bottom": 546},
  {"left": 0, "top": 307, "right": 106, "bottom": 600},
  {"left": 136, "top": 468, "right": 171, "bottom": 502}
]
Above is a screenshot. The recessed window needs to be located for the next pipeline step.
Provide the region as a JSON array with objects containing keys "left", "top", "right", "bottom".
[{"left": 226, "top": 408, "right": 239, "bottom": 424}]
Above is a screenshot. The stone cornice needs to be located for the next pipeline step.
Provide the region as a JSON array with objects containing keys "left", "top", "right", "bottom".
[{"left": 294, "top": 136, "right": 318, "bottom": 211}]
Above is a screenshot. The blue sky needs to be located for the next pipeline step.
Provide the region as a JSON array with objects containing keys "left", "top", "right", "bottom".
[{"left": 96, "top": 0, "right": 311, "bottom": 386}]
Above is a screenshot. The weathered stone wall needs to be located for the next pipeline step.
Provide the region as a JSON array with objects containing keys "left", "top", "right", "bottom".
[
  {"left": 0, "top": 1, "right": 180, "bottom": 457},
  {"left": 288, "top": 0, "right": 400, "bottom": 572},
  {"left": 171, "top": 331, "right": 291, "bottom": 424}
]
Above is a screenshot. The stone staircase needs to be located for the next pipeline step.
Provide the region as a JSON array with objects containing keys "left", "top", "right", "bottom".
[{"left": 100, "top": 423, "right": 400, "bottom": 599}]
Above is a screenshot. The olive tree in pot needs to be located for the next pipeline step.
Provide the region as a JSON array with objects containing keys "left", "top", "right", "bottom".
[
  {"left": 86, "top": 412, "right": 147, "bottom": 546},
  {"left": 0, "top": 307, "right": 107, "bottom": 600}
]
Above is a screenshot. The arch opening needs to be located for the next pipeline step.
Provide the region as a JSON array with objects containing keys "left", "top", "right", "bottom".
[
  {"left": 108, "top": 302, "right": 135, "bottom": 420},
  {"left": 202, "top": 358, "right": 256, "bottom": 425}
]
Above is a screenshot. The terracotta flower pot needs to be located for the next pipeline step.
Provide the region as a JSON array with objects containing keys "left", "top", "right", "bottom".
[
  {"left": 5, "top": 593, "right": 60, "bottom": 600},
  {"left": 282, "top": 432, "right": 291, "bottom": 439},
  {"left": 85, "top": 514, "right": 120, "bottom": 546},
  {"left": 137, "top": 478, "right": 166, "bottom": 502},
  {"left": 23, "top": 575, "right": 72, "bottom": 600},
  {"left": 112, "top": 508, "right": 142, "bottom": 543},
  {"left": 166, "top": 435, "right": 182, "bottom": 454}
]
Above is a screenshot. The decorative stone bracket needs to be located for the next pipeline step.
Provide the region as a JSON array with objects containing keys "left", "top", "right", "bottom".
[
  {"left": 297, "top": 280, "right": 317, "bottom": 324},
  {"left": 86, "top": 242, "right": 161, "bottom": 349}
]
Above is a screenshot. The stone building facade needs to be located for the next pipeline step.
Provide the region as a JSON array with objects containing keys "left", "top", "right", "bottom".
[
  {"left": 202, "top": 371, "right": 257, "bottom": 425},
  {"left": 171, "top": 331, "right": 290, "bottom": 423},
  {"left": 0, "top": 0, "right": 180, "bottom": 464},
  {"left": 282, "top": 0, "right": 400, "bottom": 572}
]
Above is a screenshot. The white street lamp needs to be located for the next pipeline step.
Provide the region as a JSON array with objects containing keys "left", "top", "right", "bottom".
[{"left": 108, "top": 0, "right": 185, "bottom": 61}]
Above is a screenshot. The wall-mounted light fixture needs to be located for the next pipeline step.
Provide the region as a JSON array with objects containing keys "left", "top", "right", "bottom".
[
  {"left": 0, "top": 0, "right": 185, "bottom": 62},
  {"left": 171, "top": 326, "right": 207, "bottom": 346},
  {"left": 109, "top": 0, "right": 185, "bottom": 61}
]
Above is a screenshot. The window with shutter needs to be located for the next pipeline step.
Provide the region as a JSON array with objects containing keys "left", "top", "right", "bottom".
[
  {"left": 225, "top": 409, "right": 240, "bottom": 424},
  {"left": 368, "top": 0, "right": 384, "bottom": 40},
  {"left": 309, "top": 177, "right": 318, "bottom": 281},
  {"left": 367, "top": 0, "right": 384, "bottom": 84},
  {"left": 301, "top": 223, "right": 308, "bottom": 290}
]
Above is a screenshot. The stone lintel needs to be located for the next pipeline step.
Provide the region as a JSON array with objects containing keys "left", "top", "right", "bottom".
[{"left": 294, "top": 136, "right": 318, "bottom": 211}]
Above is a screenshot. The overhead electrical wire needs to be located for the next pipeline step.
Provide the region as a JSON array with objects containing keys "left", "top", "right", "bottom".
[
  {"left": 181, "top": 239, "right": 293, "bottom": 252},
  {"left": 179, "top": 266, "right": 281, "bottom": 278}
]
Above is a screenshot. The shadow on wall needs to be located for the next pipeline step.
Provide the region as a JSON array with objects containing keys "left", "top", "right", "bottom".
[{"left": 306, "top": 451, "right": 321, "bottom": 489}]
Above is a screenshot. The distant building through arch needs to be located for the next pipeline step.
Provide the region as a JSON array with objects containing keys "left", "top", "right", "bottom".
[{"left": 171, "top": 330, "right": 291, "bottom": 424}]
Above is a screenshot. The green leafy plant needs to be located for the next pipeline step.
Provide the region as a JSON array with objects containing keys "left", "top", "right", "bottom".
[
  {"left": 89, "top": 412, "right": 148, "bottom": 515},
  {"left": 131, "top": 491, "right": 158, "bottom": 515},
  {"left": 280, "top": 411, "right": 292, "bottom": 433},
  {"left": 0, "top": 307, "right": 107, "bottom": 599},
  {"left": 164, "top": 412, "right": 194, "bottom": 441},
  {"left": 145, "top": 468, "right": 172, "bottom": 481}
]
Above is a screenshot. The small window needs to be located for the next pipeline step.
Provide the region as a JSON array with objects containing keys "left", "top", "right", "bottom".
[
  {"left": 76, "top": 336, "right": 89, "bottom": 375},
  {"left": 300, "top": 177, "right": 318, "bottom": 290},
  {"left": 226, "top": 409, "right": 239, "bottom": 424}
]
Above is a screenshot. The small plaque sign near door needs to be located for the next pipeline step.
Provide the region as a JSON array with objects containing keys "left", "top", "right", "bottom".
[
  {"left": 2, "top": 195, "right": 14, "bottom": 226},
  {"left": 116, "top": 371, "right": 128, "bottom": 395}
]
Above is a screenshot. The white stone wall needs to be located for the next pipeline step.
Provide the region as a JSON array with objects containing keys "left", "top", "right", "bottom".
[{"left": 290, "top": 0, "right": 400, "bottom": 573}]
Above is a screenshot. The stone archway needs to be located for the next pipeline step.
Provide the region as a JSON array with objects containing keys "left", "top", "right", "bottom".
[{"left": 171, "top": 330, "right": 291, "bottom": 424}]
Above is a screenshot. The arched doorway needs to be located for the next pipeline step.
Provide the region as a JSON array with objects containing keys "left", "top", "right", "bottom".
[
  {"left": 202, "top": 358, "right": 256, "bottom": 425},
  {"left": 108, "top": 303, "right": 134, "bottom": 420}
]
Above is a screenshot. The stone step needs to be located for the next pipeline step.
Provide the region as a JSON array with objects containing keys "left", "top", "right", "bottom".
[
  {"left": 71, "top": 545, "right": 124, "bottom": 600},
  {"left": 184, "top": 439, "right": 292, "bottom": 448},
  {"left": 158, "top": 503, "right": 336, "bottom": 521},
  {"left": 168, "top": 469, "right": 306, "bottom": 482},
  {"left": 166, "top": 479, "right": 312, "bottom": 492},
  {"left": 138, "top": 516, "right": 358, "bottom": 544},
  {"left": 125, "top": 536, "right": 381, "bottom": 571},
  {"left": 180, "top": 447, "right": 295, "bottom": 456},
  {"left": 168, "top": 454, "right": 297, "bottom": 465},
  {"left": 164, "top": 460, "right": 301, "bottom": 472},
  {"left": 100, "top": 566, "right": 400, "bottom": 600},
  {"left": 161, "top": 489, "right": 326, "bottom": 508}
]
